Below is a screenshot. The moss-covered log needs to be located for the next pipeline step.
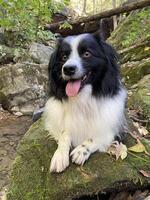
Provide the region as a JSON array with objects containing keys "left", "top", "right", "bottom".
[{"left": 7, "top": 118, "right": 150, "bottom": 200}]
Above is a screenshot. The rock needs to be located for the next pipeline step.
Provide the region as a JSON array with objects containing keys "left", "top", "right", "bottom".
[
  {"left": 108, "top": 8, "right": 150, "bottom": 51},
  {"left": 0, "top": 45, "right": 14, "bottom": 65},
  {"left": 0, "top": 45, "right": 31, "bottom": 65},
  {"left": 119, "top": 41, "right": 150, "bottom": 64},
  {"left": 128, "top": 75, "right": 150, "bottom": 131},
  {"left": 7, "top": 118, "right": 150, "bottom": 200},
  {"left": 0, "top": 32, "right": 6, "bottom": 45},
  {"left": 29, "top": 42, "right": 53, "bottom": 64},
  {"left": 121, "top": 58, "right": 150, "bottom": 87},
  {"left": 0, "top": 62, "right": 48, "bottom": 115},
  {"left": 32, "top": 107, "right": 44, "bottom": 122}
]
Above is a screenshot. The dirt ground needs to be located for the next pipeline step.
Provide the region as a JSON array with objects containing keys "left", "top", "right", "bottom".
[{"left": 0, "top": 111, "right": 32, "bottom": 194}]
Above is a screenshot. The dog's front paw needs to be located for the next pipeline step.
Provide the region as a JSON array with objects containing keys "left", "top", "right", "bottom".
[
  {"left": 50, "top": 149, "right": 69, "bottom": 173},
  {"left": 70, "top": 145, "right": 91, "bottom": 165}
]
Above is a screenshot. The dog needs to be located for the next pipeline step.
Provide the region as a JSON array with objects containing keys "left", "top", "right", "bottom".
[{"left": 44, "top": 33, "right": 127, "bottom": 173}]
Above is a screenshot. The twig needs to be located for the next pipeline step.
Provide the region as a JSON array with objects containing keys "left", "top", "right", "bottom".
[
  {"left": 130, "top": 115, "right": 148, "bottom": 123},
  {"left": 128, "top": 131, "right": 142, "bottom": 140}
]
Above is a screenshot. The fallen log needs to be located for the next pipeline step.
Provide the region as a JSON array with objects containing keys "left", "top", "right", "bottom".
[{"left": 45, "top": 0, "right": 150, "bottom": 36}]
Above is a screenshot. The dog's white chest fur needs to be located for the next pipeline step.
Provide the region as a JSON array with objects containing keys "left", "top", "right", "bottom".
[{"left": 44, "top": 85, "right": 126, "bottom": 151}]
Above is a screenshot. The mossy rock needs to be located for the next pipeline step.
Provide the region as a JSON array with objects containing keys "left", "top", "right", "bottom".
[
  {"left": 119, "top": 41, "right": 150, "bottom": 64},
  {"left": 0, "top": 45, "right": 30, "bottom": 65},
  {"left": 128, "top": 74, "right": 150, "bottom": 131},
  {"left": 121, "top": 58, "right": 150, "bottom": 87},
  {"left": 7, "top": 118, "right": 150, "bottom": 200},
  {"left": 109, "top": 8, "right": 150, "bottom": 50}
]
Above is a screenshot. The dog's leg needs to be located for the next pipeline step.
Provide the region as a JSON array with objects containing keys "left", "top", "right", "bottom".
[
  {"left": 70, "top": 138, "right": 101, "bottom": 165},
  {"left": 50, "top": 131, "right": 71, "bottom": 173}
]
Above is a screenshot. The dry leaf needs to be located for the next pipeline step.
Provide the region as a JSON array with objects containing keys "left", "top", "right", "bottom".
[
  {"left": 139, "top": 170, "right": 150, "bottom": 178},
  {"left": 144, "top": 47, "right": 150, "bottom": 51},
  {"left": 120, "top": 143, "right": 128, "bottom": 159},
  {"left": 138, "top": 126, "right": 149, "bottom": 136},
  {"left": 107, "top": 141, "right": 127, "bottom": 160},
  {"left": 133, "top": 122, "right": 140, "bottom": 129},
  {"left": 128, "top": 139, "right": 146, "bottom": 153}
]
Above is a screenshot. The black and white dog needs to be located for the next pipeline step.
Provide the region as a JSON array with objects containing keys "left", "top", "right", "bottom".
[{"left": 44, "top": 33, "right": 127, "bottom": 173}]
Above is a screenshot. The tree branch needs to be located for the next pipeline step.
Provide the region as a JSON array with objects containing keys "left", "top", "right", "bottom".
[{"left": 44, "top": 0, "right": 150, "bottom": 36}]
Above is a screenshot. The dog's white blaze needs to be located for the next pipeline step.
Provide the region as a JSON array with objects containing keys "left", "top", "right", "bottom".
[
  {"left": 62, "top": 34, "right": 89, "bottom": 79},
  {"left": 45, "top": 85, "right": 127, "bottom": 153}
]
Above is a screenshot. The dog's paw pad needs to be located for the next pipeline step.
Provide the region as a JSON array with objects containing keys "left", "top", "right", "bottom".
[
  {"left": 70, "top": 145, "right": 90, "bottom": 165},
  {"left": 50, "top": 149, "right": 69, "bottom": 173}
]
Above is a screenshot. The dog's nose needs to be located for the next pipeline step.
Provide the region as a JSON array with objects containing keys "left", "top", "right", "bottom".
[{"left": 63, "top": 65, "right": 76, "bottom": 76}]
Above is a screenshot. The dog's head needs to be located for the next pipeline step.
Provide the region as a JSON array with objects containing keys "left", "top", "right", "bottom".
[{"left": 48, "top": 33, "right": 120, "bottom": 99}]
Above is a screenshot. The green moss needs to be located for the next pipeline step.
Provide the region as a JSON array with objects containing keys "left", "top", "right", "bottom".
[
  {"left": 109, "top": 8, "right": 150, "bottom": 50},
  {"left": 7, "top": 118, "right": 150, "bottom": 200},
  {"left": 0, "top": 45, "right": 30, "bottom": 65},
  {"left": 121, "top": 59, "right": 150, "bottom": 87},
  {"left": 128, "top": 75, "right": 150, "bottom": 131},
  {"left": 120, "top": 42, "right": 150, "bottom": 64}
]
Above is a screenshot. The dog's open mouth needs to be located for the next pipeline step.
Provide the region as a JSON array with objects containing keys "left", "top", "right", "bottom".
[{"left": 65, "top": 72, "right": 91, "bottom": 97}]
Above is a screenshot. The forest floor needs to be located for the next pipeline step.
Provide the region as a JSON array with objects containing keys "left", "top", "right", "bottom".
[{"left": 0, "top": 111, "right": 32, "bottom": 199}]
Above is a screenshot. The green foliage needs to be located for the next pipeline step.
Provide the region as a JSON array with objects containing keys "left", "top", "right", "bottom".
[
  {"left": 121, "top": 9, "right": 150, "bottom": 48},
  {"left": 110, "top": 8, "right": 150, "bottom": 50},
  {"left": 0, "top": 0, "right": 70, "bottom": 44},
  {"left": 59, "top": 21, "right": 72, "bottom": 30}
]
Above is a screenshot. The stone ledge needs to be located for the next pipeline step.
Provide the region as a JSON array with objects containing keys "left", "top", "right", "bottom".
[{"left": 7, "top": 118, "right": 150, "bottom": 200}]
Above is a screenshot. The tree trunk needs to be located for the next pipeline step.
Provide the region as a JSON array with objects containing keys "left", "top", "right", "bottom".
[
  {"left": 93, "top": 0, "right": 96, "bottom": 14},
  {"left": 82, "top": 0, "right": 87, "bottom": 15},
  {"left": 112, "top": 0, "right": 118, "bottom": 30},
  {"left": 44, "top": 0, "right": 150, "bottom": 36}
]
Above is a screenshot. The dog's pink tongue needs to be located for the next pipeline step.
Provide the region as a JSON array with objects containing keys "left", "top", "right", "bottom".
[{"left": 66, "top": 80, "right": 81, "bottom": 97}]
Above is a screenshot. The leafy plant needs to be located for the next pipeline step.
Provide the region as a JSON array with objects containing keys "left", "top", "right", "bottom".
[
  {"left": 59, "top": 21, "right": 72, "bottom": 30},
  {"left": 121, "top": 8, "right": 150, "bottom": 48},
  {"left": 0, "top": 0, "right": 70, "bottom": 44}
]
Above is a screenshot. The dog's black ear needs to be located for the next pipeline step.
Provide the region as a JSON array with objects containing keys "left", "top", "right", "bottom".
[
  {"left": 48, "top": 36, "right": 63, "bottom": 73},
  {"left": 48, "top": 39, "right": 62, "bottom": 96},
  {"left": 93, "top": 31, "right": 102, "bottom": 43},
  {"left": 101, "top": 41, "right": 120, "bottom": 96},
  {"left": 93, "top": 31, "right": 120, "bottom": 96}
]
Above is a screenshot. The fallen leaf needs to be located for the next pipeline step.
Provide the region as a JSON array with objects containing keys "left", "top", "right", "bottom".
[
  {"left": 139, "top": 170, "right": 150, "bottom": 178},
  {"left": 128, "top": 139, "right": 146, "bottom": 153},
  {"left": 107, "top": 141, "right": 127, "bottom": 160},
  {"left": 138, "top": 126, "right": 149, "bottom": 136},
  {"left": 144, "top": 47, "right": 150, "bottom": 51}
]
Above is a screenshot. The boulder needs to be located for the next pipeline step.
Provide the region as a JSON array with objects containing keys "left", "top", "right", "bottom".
[
  {"left": 109, "top": 8, "right": 150, "bottom": 51},
  {"left": 119, "top": 41, "right": 150, "bottom": 64},
  {"left": 0, "top": 62, "right": 48, "bottom": 115},
  {"left": 121, "top": 58, "right": 150, "bottom": 87},
  {"left": 0, "top": 45, "right": 31, "bottom": 65},
  {"left": 29, "top": 42, "right": 53, "bottom": 64},
  {"left": 128, "top": 74, "right": 150, "bottom": 131},
  {"left": 7, "top": 118, "right": 150, "bottom": 200}
]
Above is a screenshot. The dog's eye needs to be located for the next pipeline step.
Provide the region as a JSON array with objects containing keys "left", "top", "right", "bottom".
[
  {"left": 62, "top": 55, "right": 68, "bottom": 61},
  {"left": 83, "top": 51, "right": 91, "bottom": 58}
]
